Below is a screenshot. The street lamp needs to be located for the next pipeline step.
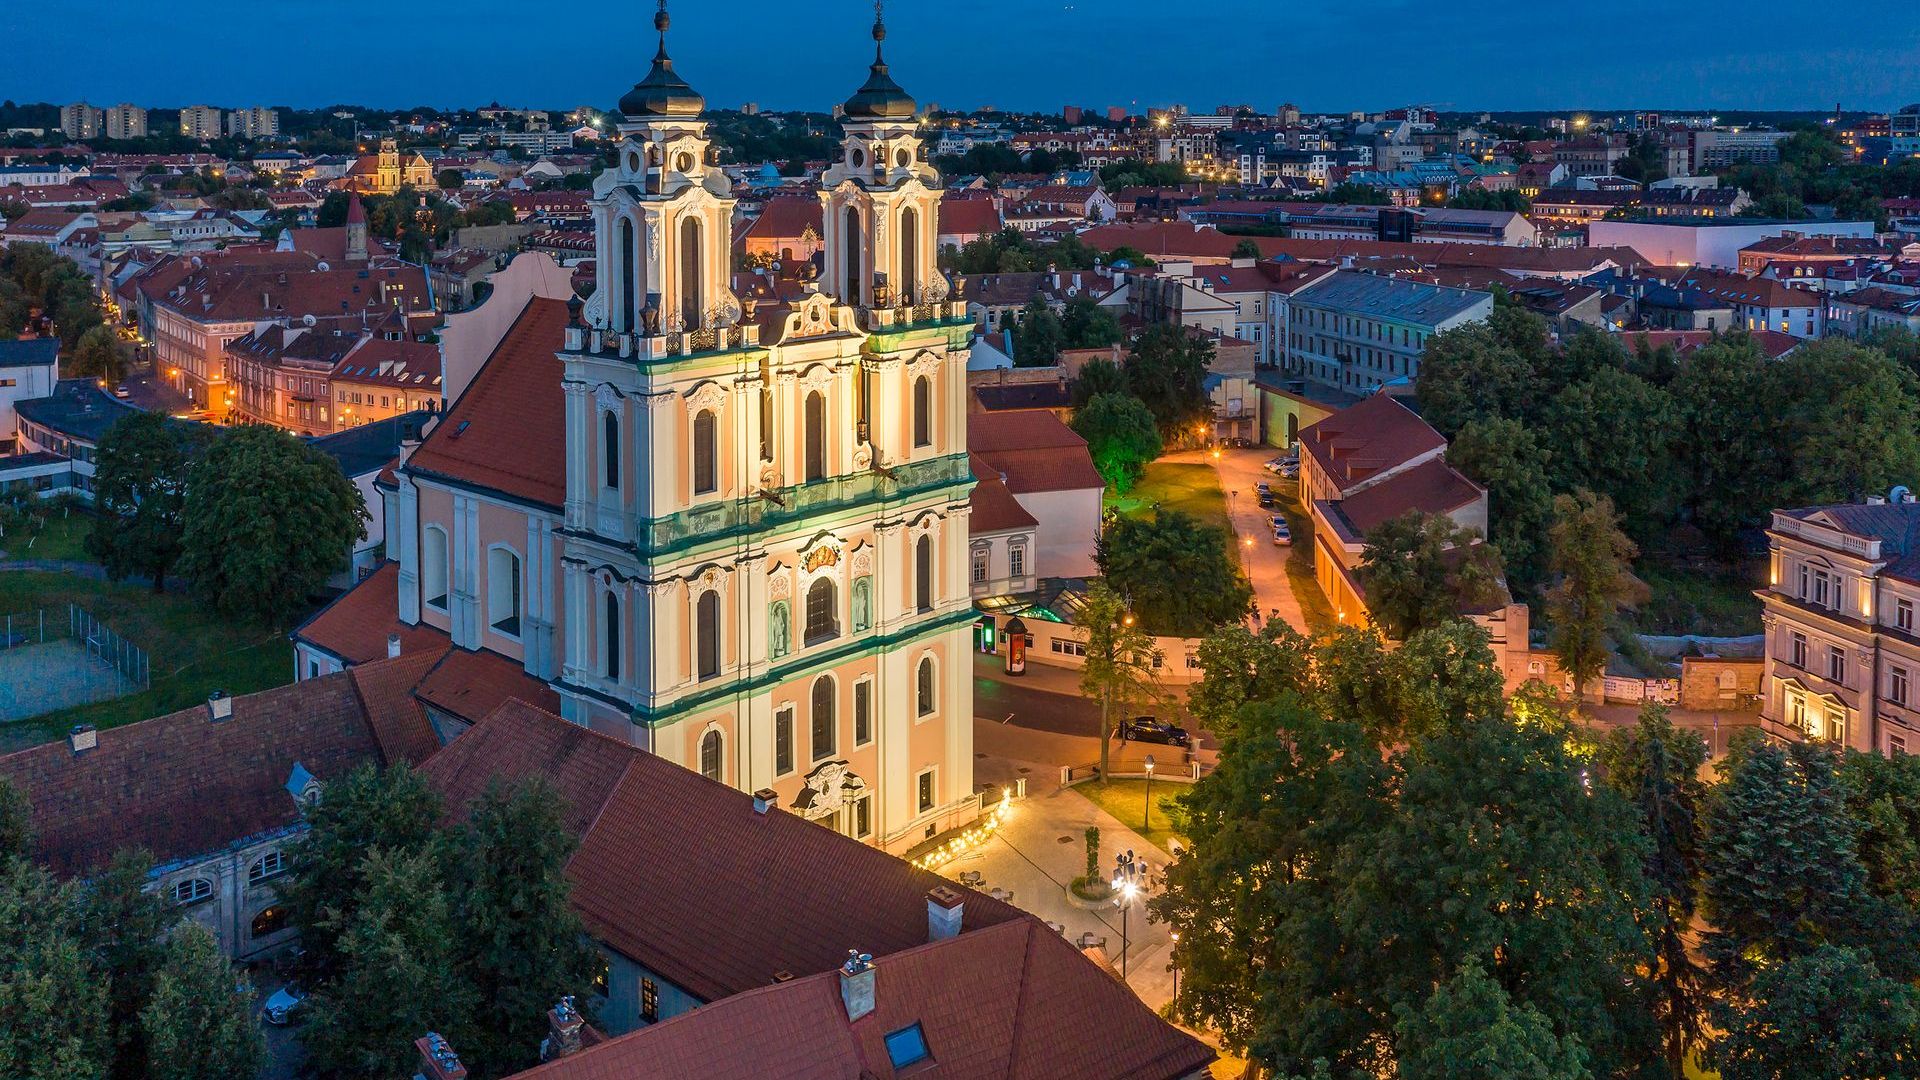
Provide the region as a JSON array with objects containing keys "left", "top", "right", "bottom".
[
  {"left": 1143, "top": 755, "right": 1156, "bottom": 832},
  {"left": 1111, "top": 850, "right": 1148, "bottom": 979},
  {"left": 1169, "top": 930, "right": 1181, "bottom": 1003}
]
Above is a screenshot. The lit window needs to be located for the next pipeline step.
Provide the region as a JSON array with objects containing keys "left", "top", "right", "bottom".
[{"left": 641, "top": 978, "right": 659, "bottom": 1024}]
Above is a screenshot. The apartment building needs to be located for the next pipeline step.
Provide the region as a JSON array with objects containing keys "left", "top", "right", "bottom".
[
  {"left": 178, "top": 105, "right": 224, "bottom": 140},
  {"left": 1284, "top": 271, "right": 1492, "bottom": 393},
  {"left": 1760, "top": 498, "right": 1920, "bottom": 756},
  {"left": 103, "top": 103, "right": 148, "bottom": 140},
  {"left": 227, "top": 106, "right": 280, "bottom": 138},
  {"left": 60, "top": 102, "right": 103, "bottom": 140}
]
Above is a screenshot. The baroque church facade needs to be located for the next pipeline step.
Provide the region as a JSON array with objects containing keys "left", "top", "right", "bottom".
[{"left": 299, "top": 5, "right": 982, "bottom": 854}]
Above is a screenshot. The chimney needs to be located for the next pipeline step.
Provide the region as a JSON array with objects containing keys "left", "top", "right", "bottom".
[
  {"left": 752, "top": 788, "right": 778, "bottom": 814},
  {"left": 543, "top": 998, "right": 583, "bottom": 1062},
  {"left": 68, "top": 724, "right": 97, "bottom": 755},
  {"left": 839, "top": 950, "right": 876, "bottom": 1022},
  {"left": 415, "top": 1033, "right": 467, "bottom": 1080},
  {"left": 206, "top": 690, "right": 232, "bottom": 722},
  {"left": 927, "top": 885, "right": 965, "bottom": 942},
  {"left": 387, "top": 633, "right": 402, "bottom": 659}
]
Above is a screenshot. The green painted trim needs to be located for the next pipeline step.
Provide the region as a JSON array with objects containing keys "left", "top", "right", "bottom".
[
  {"left": 862, "top": 316, "right": 974, "bottom": 353},
  {"left": 621, "top": 606, "right": 977, "bottom": 727}
]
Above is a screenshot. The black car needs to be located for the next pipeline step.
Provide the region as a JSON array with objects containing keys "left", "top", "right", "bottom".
[{"left": 1118, "top": 716, "right": 1191, "bottom": 747}]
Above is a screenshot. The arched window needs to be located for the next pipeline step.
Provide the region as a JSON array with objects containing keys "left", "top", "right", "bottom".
[
  {"left": 487, "top": 547, "right": 521, "bottom": 636},
  {"left": 915, "top": 534, "right": 934, "bottom": 612},
  {"left": 251, "top": 905, "right": 290, "bottom": 939},
  {"left": 692, "top": 408, "right": 717, "bottom": 495},
  {"left": 422, "top": 526, "right": 448, "bottom": 610},
  {"left": 603, "top": 590, "right": 622, "bottom": 682},
  {"left": 618, "top": 217, "right": 636, "bottom": 333},
  {"left": 248, "top": 851, "right": 286, "bottom": 884},
  {"left": 603, "top": 411, "right": 620, "bottom": 490},
  {"left": 912, "top": 375, "right": 931, "bottom": 448},
  {"left": 172, "top": 878, "right": 213, "bottom": 906},
  {"left": 917, "top": 656, "right": 936, "bottom": 717},
  {"left": 805, "top": 577, "right": 838, "bottom": 644},
  {"left": 899, "top": 206, "right": 919, "bottom": 303},
  {"left": 696, "top": 589, "right": 720, "bottom": 681},
  {"left": 843, "top": 205, "right": 862, "bottom": 305},
  {"left": 700, "top": 730, "right": 723, "bottom": 781},
  {"left": 810, "top": 676, "right": 836, "bottom": 761},
  {"left": 803, "top": 390, "right": 826, "bottom": 482},
  {"left": 679, "top": 215, "right": 704, "bottom": 328}
]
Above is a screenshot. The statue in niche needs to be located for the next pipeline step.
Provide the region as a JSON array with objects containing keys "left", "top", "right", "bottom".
[
  {"left": 769, "top": 600, "right": 791, "bottom": 660},
  {"left": 851, "top": 577, "right": 872, "bottom": 633}
]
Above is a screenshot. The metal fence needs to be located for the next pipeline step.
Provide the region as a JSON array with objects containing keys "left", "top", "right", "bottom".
[{"left": 0, "top": 605, "right": 150, "bottom": 690}]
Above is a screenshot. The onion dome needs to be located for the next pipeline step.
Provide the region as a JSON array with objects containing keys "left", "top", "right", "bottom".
[
  {"left": 841, "top": 4, "right": 917, "bottom": 121},
  {"left": 619, "top": 2, "right": 705, "bottom": 119}
]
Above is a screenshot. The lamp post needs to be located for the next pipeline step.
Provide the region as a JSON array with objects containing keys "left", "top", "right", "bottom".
[
  {"left": 1170, "top": 930, "right": 1180, "bottom": 1003},
  {"left": 1143, "top": 755, "right": 1156, "bottom": 833},
  {"left": 1112, "top": 849, "right": 1147, "bottom": 980}
]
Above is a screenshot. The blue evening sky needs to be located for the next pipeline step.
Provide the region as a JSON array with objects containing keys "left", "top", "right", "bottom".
[{"left": 4, "top": 1, "right": 1918, "bottom": 114}]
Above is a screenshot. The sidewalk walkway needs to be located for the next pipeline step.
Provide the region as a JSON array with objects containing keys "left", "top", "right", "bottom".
[{"left": 938, "top": 765, "right": 1182, "bottom": 1008}]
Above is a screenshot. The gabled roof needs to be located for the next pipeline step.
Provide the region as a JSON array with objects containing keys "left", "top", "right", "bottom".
[
  {"left": 968, "top": 454, "right": 1040, "bottom": 534},
  {"left": 0, "top": 656, "right": 437, "bottom": 877},
  {"left": 966, "top": 411, "right": 1104, "bottom": 494},
  {"left": 405, "top": 296, "right": 569, "bottom": 508},
  {"left": 1299, "top": 394, "right": 1446, "bottom": 494},
  {"left": 738, "top": 196, "right": 822, "bottom": 244},
  {"left": 509, "top": 919, "right": 1214, "bottom": 1080},
  {"left": 412, "top": 647, "right": 561, "bottom": 723},
  {"left": 294, "top": 560, "right": 450, "bottom": 665},
  {"left": 1334, "top": 456, "right": 1484, "bottom": 536},
  {"left": 0, "top": 338, "right": 59, "bottom": 369},
  {"left": 938, "top": 193, "right": 1002, "bottom": 237},
  {"left": 421, "top": 701, "right": 1031, "bottom": 1005}
]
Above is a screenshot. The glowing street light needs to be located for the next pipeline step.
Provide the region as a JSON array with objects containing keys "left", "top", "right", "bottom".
[
  {"left": 1111, "top": 850, "right": 1148, "bottom": 979},
  {"left": 1143, "top": 755, "right": 1156, "bottom": 833}
]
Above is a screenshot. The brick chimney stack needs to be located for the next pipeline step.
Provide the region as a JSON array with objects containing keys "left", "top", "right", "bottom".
[
  {"left": 839, "top": 949, "right": 876, "bottom": 1022},
  {"left": 415, "top": 1033, "right": 467, "bottom": 1080},
  {"left": 544, "top": 997, "right": 584, "bottom": 1061},
  {"left": 927, "top": 885, "right": 965, "bottom": 942}
]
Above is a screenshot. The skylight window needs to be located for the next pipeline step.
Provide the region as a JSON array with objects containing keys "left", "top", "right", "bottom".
[{"left": 884, "top": 1024, "right": 931, "bottom": 1069}]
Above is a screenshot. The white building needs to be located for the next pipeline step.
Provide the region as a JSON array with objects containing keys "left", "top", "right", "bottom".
[
  {"left": 1284, "top": 271, "right": 1493, "bottom": 393},
  {"left": 103, "top": 103, "right": 148, "bottom": 140},
  {"left": 1587, "top": 218, "right": 1877, "bottom": 272},
  {"left": 178, "top": 105, "right": 224, "bottom": 140},
  {"left": 227, "top": 106, "right": 280, "bottom": 138}
]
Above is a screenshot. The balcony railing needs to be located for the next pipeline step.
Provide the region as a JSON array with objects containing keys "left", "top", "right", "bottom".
[{"left": 634, "top": 453, "right": 973, "bottom": 555}]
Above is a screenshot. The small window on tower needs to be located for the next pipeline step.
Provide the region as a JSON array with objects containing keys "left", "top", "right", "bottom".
[
  {"left": 851, "top": 148, "right": 866, "bottom": 169},
  {"left": 896, "top": 149, "right": 910, "bottom": 168}
]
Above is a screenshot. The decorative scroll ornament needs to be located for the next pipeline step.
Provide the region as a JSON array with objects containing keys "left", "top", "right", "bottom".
[
  {"left": 594, "top": 383, "right": 624, "bottom": 412},
  {"left": 768, "top": 569, "right": 792, "bottom": 600},
  {"left": 850, "top": 548, "right": 873, "bottom": 577},
  {"left": 685, "top": 380, "right": 726, "bottom": 413},
  {"left": 804, "top": 544, "right": 842, "bottom": 574}
]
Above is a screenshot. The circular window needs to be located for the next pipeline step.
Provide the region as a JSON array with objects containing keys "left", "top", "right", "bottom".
[
  {"left": 896, "top": 149, "right": 910, "bottom": 168},
  {"left": 676, "top": 152, "right": 694, "bottom": 172},
  {"left": 851, "top": 148, "right": 866, "bottom": 169},
  {"left": 626, "top": 152, "right": 640, "bottom": 172}
]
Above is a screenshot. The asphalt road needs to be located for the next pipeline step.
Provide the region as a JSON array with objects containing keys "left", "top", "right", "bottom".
[{"left": 972, "top": 667, "right": 1105, "bottom": 738}]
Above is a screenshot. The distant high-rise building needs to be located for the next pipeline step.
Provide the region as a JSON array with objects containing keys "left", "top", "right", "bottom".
[
  {"left": 60, "top": 102, "right": 104, "bottom": 140},
  {"left": 226, "top": 106, "right": 280, "bottom": 138},
  {"left": 179, "top": 105, "right": 224, "bottom": 140},
  {"left": 740, "top": 101, "right": 759, "bottom": 116},
  {"left": 1106, "top": 106, "right": 1128, "bottom": 123},
  {"left": 103, "top": 103, "right": 148, "bottom": 140},
  {"left": 1062, "top": 105, "right": 1084, "bottom": 125},
  {"left": 1280, "top": 102, "right": 1301, "bottom": 126}
]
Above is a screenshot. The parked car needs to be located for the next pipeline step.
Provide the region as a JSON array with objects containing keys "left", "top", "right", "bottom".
[
  {"left": 262, "top": 984, "right": 307, "bottom": 1026},
  {"left": 1263, "top": 457, "right": 1287, "bottom": 474},
  {"left": 1118, "top": 716, "right": 1191, "bottom": 748},
  {"left": 1257, "top": 491, "right": 1276, "bottom": 509},
  {"left": 1279, "top": 461, "right": 1300, "bottom": 479},
  {"left": 112, "top": 385, "right": 131, "bottom": 399},
  {"left": 1270, "top": 514, "right": 1288, "bottom": 531},
  {"left": 1272, "top": 522, "right": 1292, "bottom": 546}
]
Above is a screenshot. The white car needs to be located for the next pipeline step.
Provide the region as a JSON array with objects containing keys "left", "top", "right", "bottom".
[{"left": 263, "top": 984, "right": 306, "bottom": 1026}]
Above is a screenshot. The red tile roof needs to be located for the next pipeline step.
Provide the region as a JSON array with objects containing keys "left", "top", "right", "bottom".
[
  {"left": 509, "top": 918, "right": 1214, "bottom": 1080},
  {"left": 347, "top": 647, "right": 452, "bottom": 765},
  {"left": 938, "top": 193, "right": 1002, "bottom": 238},
  {"left": 405, "top": 296, "right": 570, "bottom": 507},
  {"left": 1335, "top": 456, "right": 1484, "bottom": 535},
  {"left": 739, "top": 196, "right": 823, "bottom": 243},
  {"left": 0, "top": 657, "right": 436, "bottom": 877},
  {"left": 1299, "top": 394, "right": 1446, "bottom": 494},
  {"left": 1623, "top": 328, "right": 1802, "bottom": 359},
  {"left": 966, "top": 411, "right": 1104, "bottom": 494},
  {"left": 421, "top": 701, "right": 1031, "bottom": 1005},
  {"left": 968, "top": 454, "right": 1040, "bottom": 533},
  {"left": 412, "top": 647, "right": 561, "bottom": 726},
  {"left": 294, "top": 561, "right": 450, "bottom": 664}
]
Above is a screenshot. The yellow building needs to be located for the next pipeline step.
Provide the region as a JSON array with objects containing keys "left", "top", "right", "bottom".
[{"left": 343, "top": 138, "right": 435, "bottom": 195}]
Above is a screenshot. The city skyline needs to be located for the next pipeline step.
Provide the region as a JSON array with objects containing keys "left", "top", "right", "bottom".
[{"left": 6, "top": 0, "right": 1919, "bottom": 115}]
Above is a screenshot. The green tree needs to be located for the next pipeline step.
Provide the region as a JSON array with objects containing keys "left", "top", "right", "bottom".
[
  {"left": 177, "top": 424, "right": 367, "bottom": 621},
  {"left": 1387, "top": 620, "right": 1510, "bottom": 744},
  {"left": 1076, "top": 582, "right": 1162, "bottom": 781},
  {"left": 282, "top": 763, "right": 444, "bottom": 985},
  {"left": 1230, "top": 238, "right": 1264, "bottom": 260},
  {"left": 1599, "top": 706, "right": 1710, "bottom": 1077},
  {"left": 1414, "top": 322, "right": 1540, "bottom": 437},
  {"left": 1012, "top": 297, "right": 1064, "bottom": 366},
  {"left": 1784, "top": 340, "right": 1920, "bottom": 508},
  {"left": 1840, "top": 748, "right": 1920, "bottom": 908},
  {"left": 67, "top": 324, "right": 131, "bottom": 383},
  {"left": 1059, "top": 293, "right": 1121, "bottom": 350},
  {"left": 1098, "top": 511, "right": 1253, "bottom": 636},
  {"left": 1123, "top": 324, "right": 1214, "bottom": 438},
  {"left": 1670, "top": 335, "right": 1779, "bottom": 551},
  {"left": 0, "top": 860, "right": 109, "bottom": 1079},
  {"left": 1542, "top": 368, "right": 1682, "bottom": 535},
  {"left": 1071, "top": 392, "right": 1161, "bottom": 492},
  {"left": 87, "top": 412, "right": 208, "bottom": 591},
  {"left": 0, "top": 776, "right": 31, "bottom": 863},
  {"left": 1710, "top": 947, "right": 1920, "bottom": 1080},
  {"left": 1185, "top": 621, "right": 1310, "bottom": 741},
  {"left": 1544, "top": 490, "right": 1645, "bottom": 693},
  {"left": 139, "top": 923, "right": 267, "bottom": 1080},
  {"left": 82, "top": 851, "right": 176, "bottom": 1080},
  {"left": 1394, "top": 963, "right": 1591, "bottom": 1080},
  {"left": 435, "top": 168, "right": 464, "bottom": 190},
  {"left": 1446, "top": 417, "right": 1554, "bottom": 592},
  {"left": 448, "top": 779, "right": 603, "bottom": 1077},
  {"left": 1069, "top": 356, "right": 1127, "bottom": 407},
  {"left": 303, "top": 848, "right": 476, "bottom": 1080},
  {"left": 1357, "top": 511, "right": 1506, "bottom": 641}
]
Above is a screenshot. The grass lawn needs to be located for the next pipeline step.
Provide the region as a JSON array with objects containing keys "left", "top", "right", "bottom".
[
  {"left": 0, "top": 571, "right": 296, "bottom": 739},
  {"left": 1272, "top": 481, "right": 1336, "bottom": 631},
  {"left": 1106, "top": 461, "right": 1232, "bottom": 534},
  {"left": 1069, "top": 778, "right": 1189, "bottom": 854},
  {"left": 1633, "top": 556, "right": 1763, "bottom": 637},
  {"left": 0, "top": 505, "right": 95, "bottom": 563}
]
